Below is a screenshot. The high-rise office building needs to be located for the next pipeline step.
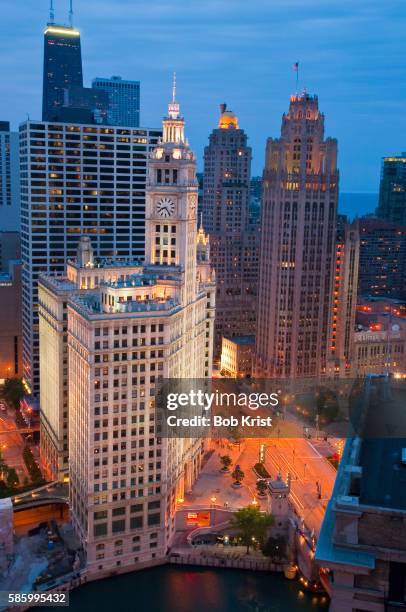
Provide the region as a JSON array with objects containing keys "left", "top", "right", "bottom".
[
  {"left": 39, "top": 91, "right": 215, "bottom": 575},
  {"left": 316, "top": 389, "right": 406, "bottom": 610},
  {"left": 356, "top": 217, "right": 406, "bottom": 300},
  {"left": 249, "top": 176, "right": 262, "bottom": 225},
  {"left": 38, "top": 239, "right": 143, "bottom": 481},
  {"left": 93, "top": 77, "right": 141, "bottom": 127},
  {"left": 328, "top": 215, "right": 359, "bottom": 377},
  {"left": 254, "top": 93, "right": 338, "bottom": 378},
  {"left": 20, "top": 121, "right": 161, "bottom": 395},
  {"left": 63, "top": 86, "right": 110, "bottom": 125},
  {"left": 0, "top": 121, "right": 20, "bottom": 231},
  {"left": 0, "top": 231, "right": 20, "bottom": 272},
  {"left": 354, "top": 301, "right": 406, "bottom": 377},
  {"left": 376, "top": 154, "right": 406, "bottom": 224},
  {"left": 42, "top": 20, "right": 83, "bottom": 122},
  {"left": 0, "top": 260, "right": 22, "bottom": 383},
  {"left": 202, "top": 104, "right": 258, "bottom": 359}
]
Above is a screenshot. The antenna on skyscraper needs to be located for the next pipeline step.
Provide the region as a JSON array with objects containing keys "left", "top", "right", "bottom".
[
  {"left": 292, "top": 61, "right": 299, "bottom": 93},
  {"left": 49, "top": 0, "right": 55, "bottom": 24},
  {"left": 172, "top": 72, "right": 177, "bottom": 103},
  {"left": 69, "top": 0, "right": 74, "bottom": 26}
]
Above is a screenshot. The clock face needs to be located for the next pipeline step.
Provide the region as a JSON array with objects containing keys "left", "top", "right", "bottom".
[{"left": 156, "top": 197, "right": 175, "bottom": 218}]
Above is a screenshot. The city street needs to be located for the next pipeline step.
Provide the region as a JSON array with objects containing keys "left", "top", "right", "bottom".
[
  {"left": 0, "top": 408, "right": 29, "bottom": 484},
  {"left": 188, "top": 435, "right": 337, "bottom": 536},
  {"left": 261, "top": 438, "right": 336, "bottom": 535}
]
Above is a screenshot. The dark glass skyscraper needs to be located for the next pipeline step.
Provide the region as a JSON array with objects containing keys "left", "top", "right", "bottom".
[
  {"left": 92, "top": 76, "right": 141, "bottom": 127},
  {"left": 377, "top": 154, "right": 406, "bottom": 225},
  {"left": 356, "top": 216, "right": 406, "bottom": 300},
  {"left": 42, "top": 24, "right": 83, "bottom": 122}
]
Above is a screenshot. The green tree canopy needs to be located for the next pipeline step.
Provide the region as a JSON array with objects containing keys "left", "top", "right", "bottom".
[
  {"left": 256, "top": 479, "right": 268, "bottom": 496},
  {"left": 231, "top": 506, "right": 274, "bottom": 553},
  {"left": 220, "top": 455, "right": 232, "bottom": 471},
  {"left": 2, "top": 378, "right": 25, "bottom": 410},
  {"left": 231, "top": 466, "right": 245, "bottom": 485},
  {"left": 6, "top": 467, "right": 19, "bottom": 488}
]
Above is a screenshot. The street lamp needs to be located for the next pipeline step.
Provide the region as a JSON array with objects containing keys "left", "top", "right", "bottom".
[
  {"left": 251, "top": 499, "right": 258, "bottom": 507},
  {"left": 210, "top": 495, "right": 217, "bottom": 526}
]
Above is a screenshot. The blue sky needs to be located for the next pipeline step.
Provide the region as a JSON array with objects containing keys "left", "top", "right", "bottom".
[{"left": 1, "top": 0, "right": 405, "bottom": 192}]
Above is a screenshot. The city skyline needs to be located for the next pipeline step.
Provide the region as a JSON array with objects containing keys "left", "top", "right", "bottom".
[
  {"left": 1, "top": 2, "right": 406, "bottom": 608},
  {"left": 0, "top": 0, "right": 405, "bottom": 194}
]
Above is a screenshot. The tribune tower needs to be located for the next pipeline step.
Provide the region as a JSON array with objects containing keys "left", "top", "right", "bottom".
[{"left": 254, "top": 94, "right": 338, "bottom": 378}]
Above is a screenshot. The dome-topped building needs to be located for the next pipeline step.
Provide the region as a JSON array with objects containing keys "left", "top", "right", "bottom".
[
  {"left": 218, "top": 103, "right": 239, "bottom": 129},
  {"left": 202, "top": 103, "right": 258, "bottom": 361}
]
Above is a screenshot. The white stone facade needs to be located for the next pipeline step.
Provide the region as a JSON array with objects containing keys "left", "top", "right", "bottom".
[{"left": 40, "top": 92, "right": 215, "bottom": 576}]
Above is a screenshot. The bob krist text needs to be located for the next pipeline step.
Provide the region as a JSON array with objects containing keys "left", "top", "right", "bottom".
[{"left": 165, "top": 389, "right": 279, "bottom": 429}]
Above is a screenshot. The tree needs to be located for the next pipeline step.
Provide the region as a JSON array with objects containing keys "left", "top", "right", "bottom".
[
  {"left": 0, "top": 452, "right": 8, "bottom": 480},
  {"left": 229, "top": 426, "right": 243, "bottom": 450},
  {"left": 256, "top": 479, "right": 268, "bottom": 496},
  {"left": 315, "top": 386, "right": 339, "bottom": 425},
  {"left": 220, "top": 455, "right": 232, "bottom": 472},
  {"left": 6, "top": 467, "right": 18, "bottom": 489},
  {"left": 231, "top": 506, "right": 274, "bottom": 554},
  {"left": 231, "top": 466, "right": 245, "bottom": 485},
  {"left": 23, "top": 447, "right": 44, "bottom": 485},
  {"left": 2, "top": 378, "right": 25, "bottom": 410}
]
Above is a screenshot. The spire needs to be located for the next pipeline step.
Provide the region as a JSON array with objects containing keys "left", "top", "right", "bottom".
[
  {"left": 172, "top": 71, "right": 177, "bottom": 104},
  {"left": 163, "top": 72, "right": 185, "bottom": 144},
  {"left": 69, "top": 0, "right": 73, "bottom": 27},
  {"left": 167, "top": 72, "right": 180, "bottom": 120},
  {"left": 49, "top": 0, "right": 55, "bottom": 23}
]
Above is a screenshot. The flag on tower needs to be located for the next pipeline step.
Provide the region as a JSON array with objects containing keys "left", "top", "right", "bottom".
[{"left": 293, "top": 61, "right": 299, "bottom": 72}]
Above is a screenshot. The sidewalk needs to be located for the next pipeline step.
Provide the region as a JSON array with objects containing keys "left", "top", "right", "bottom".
[{"left": 186, "top": 441, "right": 268, "bottom": 510}]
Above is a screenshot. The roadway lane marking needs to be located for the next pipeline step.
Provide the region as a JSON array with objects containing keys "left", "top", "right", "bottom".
[{"left": 306, "top": 441, "right": 323, "bottom": 458}]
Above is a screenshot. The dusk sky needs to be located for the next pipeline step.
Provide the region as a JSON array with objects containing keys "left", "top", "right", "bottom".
[{"left": 1, "top": 0, "right": 405, "bottom": 195}]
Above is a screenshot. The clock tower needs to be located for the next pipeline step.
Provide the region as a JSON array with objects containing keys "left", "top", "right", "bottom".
[{"left": 145, "top": 76, "right": 198, "bottom": 304}]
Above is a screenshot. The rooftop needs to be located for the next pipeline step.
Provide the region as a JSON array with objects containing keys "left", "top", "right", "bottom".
[
  {"left": 315, "top": 438, "right": 376, "bottom": 570},
  {"left": 39, "top": 275, "right": 76, "bottom": 293},
  {"left": 359, "top": 438, "right": 406, "bottom": 510},
  {"left": 316, "top": 377, "right": 406, "bottom": 569},
  {"left": 44, "top": 25, "right": 80, "bottom": 36},
  {"left": 224, "top": 335, "right": 255, "bottom": 345},
  {"left": 67, "top": 257, "right": 144, "bottom": 270},
  {"left": 101, "top": 270, "right": 180, "bottom": 290},
  {"left": 70, "top": 293, "right": 181, "bottom": 318}
]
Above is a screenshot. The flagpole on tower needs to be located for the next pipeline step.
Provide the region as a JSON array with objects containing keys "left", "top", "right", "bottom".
[{"left": 293, "top": 61, "right": 299, "bottom": 94}]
